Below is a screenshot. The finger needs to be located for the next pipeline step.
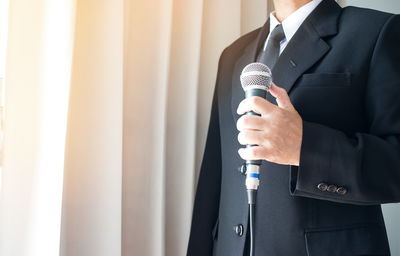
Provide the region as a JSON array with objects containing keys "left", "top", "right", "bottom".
[
  {"left": 269, "top": 83, "right": 295, "bottom": 111},
  {"left": 237, "top": 131, "right": 266, "bottom": 145},
  {"left": 236, "top": 115, "right": 266, "bottom": 131},
  {"left": 237, "top": 96, "right": 275, "bottom": 115},
  {"left": 238, "top": 146, "right": 269, "bottom": 161}
]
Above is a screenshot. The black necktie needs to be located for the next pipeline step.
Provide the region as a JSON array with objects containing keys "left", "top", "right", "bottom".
[{"left": 258, "top": 24, "right": 285, "bottom": 69}]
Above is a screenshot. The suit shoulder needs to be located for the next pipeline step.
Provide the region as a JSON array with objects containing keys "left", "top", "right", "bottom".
[
  {"left": 341, "top": 6, "right": 393, "bottom": 27},
  {"left": 220, "top": 28, "right": 261, "bottom": 62},
  {"left": 338, "top": 6, "right": 396, "bottom": 42},
  {"left": 214, "top": 27, "right": 261, "bottom": 94}
]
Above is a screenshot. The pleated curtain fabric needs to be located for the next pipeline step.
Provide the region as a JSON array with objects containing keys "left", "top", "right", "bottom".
[
  {"left": 123, "top": 1, "right": 270, "bottom": 255},
  {"left": 0, "top": 0, "right": 76, "bottom": 255},
  {"left": 0, "top": 0, "right": 272, "bottom": 256}
]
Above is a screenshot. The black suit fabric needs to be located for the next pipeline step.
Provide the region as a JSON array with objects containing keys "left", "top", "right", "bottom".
[{"left": 187, "top": 0, "right": 400, "bottom": 255}]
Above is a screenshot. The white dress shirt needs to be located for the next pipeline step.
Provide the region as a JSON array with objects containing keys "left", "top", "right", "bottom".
[{"left": 263, "top": 0, "right": 323, "bottom": 55}]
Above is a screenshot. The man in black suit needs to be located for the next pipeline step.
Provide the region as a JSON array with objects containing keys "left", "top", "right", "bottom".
[{"left": 187, "top": 0, "right": 400, "bottom": 255}]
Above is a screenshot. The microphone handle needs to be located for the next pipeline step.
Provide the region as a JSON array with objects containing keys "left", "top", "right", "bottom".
[
  {"left": 245, "top": 88, "right": 267, "bottom": 166},
  {"left": 245, "top": 112, "right": 262, "bottom": 166}
]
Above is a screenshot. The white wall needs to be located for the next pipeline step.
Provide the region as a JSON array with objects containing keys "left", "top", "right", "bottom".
[
  {"left": 338, "top": 2, "right": 400, "bottom": 256},
  {"left": 341, "top": 0, "right": 400, "bottom": 14}
]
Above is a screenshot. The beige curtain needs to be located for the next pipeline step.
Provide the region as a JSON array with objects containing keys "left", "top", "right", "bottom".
[
  {"left": 0, "top": 0, "right": 76, "bottom": 255},
  {"left": 0, "top": 0, "right": 272, "bottom": 255},
  {"left": 124, "top": 1, "right": 271, "bottom": 255}
]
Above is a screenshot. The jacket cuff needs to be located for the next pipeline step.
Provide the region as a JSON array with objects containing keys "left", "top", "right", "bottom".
[{"left": 289, "top": 121, "right": 350, "bottom": 202}]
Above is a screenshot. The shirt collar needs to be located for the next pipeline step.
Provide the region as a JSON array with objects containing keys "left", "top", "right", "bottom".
[{"left": 269, "top": 0, "right": 323, "bottom": 42}]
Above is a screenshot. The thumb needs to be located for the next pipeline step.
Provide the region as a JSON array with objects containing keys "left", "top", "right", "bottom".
[{"left": 269, "top": 83, "right": 294, "bottom": 111}]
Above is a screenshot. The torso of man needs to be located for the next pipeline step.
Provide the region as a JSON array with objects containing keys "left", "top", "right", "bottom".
[{"left": 188, "top": 0, "right": 400, "bottom": 255}]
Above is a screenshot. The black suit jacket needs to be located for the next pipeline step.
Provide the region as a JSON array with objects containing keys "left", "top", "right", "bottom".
[{"left": 188, "top": 0, "right": 400, "bottom": 255}]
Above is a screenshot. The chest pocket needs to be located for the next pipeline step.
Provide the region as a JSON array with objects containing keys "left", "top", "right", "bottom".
[
  {"left": 290, "top": 72, "right": 362, "bottom": 131},
  {"left": 297, "top": 72, "right": 352, "bottom": 88}
]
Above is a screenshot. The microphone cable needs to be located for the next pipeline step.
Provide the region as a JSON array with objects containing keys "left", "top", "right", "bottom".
[
  {"left": 246, "top": 164, "right": 259, "bottom": 256},
  {"left": 249, "top": 203, "right": 255, "bottom": 256}
]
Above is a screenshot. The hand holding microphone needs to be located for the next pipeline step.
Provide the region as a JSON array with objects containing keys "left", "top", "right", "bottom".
[{"left": 237, "top": 70, "right": 303, "bottom": 167}]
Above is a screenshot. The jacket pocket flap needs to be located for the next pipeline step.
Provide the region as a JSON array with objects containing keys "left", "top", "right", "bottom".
[
  {"left": 299, "top": 73, "right": 351, "bottom": 88},
  {"left": 305, "top": 225, "right": 390, "bottom": 256}
]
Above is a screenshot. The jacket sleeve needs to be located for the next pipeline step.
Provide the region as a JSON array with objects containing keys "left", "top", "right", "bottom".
[
  {"left": 187, "top": 54, "right": 223, "bottom": 255},
  {"left": 290, "top": 14, "right": 400, "bottom": 205}
]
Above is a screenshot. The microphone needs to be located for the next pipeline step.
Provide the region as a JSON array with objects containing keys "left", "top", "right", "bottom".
[
  {"left": 239, "top": 62, "right": 272, "bottom": 256},
  {"left": 240, "top": 62, "right": 272, "bottom": 194}
]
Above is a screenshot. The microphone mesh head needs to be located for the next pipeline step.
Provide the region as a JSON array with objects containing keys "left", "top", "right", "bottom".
[{"left": 240, "top": 62, "right": 272, "bottom": 92}]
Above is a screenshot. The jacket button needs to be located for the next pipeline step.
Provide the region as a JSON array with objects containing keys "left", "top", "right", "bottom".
[
  {"left": 238, "top": 164, "right": 247, "bottom": 175},
  {"left": 336, "top": 187, "right": 347, "bottom": 195},
  {"left": 327, "top": 185, "right": 338, "bottom": 193},
  {"left": 234, "top": 224, "right": 244, "bottom": 237},
  {"left": 317, "top": 183, "right": 328, "bottom": 191}
]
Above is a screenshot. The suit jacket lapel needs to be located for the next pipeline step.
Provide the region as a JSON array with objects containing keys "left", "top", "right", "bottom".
[
  {"left": 231, "top": 0, "right": 342, "bottom": 120},
  {"left": 271, "top": 22, "right": 330, "bottom": 96},
  {"left": 272, "top": 0, "right": 342, "bottom": 96}
]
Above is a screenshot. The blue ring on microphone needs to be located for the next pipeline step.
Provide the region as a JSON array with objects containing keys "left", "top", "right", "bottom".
[{"left": 247, "top": 173, "right": 259, "bottom": 179}]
